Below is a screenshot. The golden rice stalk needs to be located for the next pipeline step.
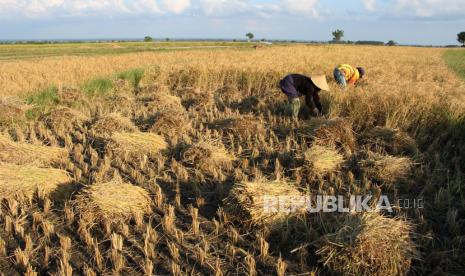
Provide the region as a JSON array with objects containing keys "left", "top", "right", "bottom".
[
  {"left": 180, "top": 88, "right": 215, "bottom": 109},
  {"left": 0, "top": 163, "right": 71, "bottom": 200},
  {"left": 41, "top": 107, "right": 88, "bottom": 133},
  {"left": 316, "top": 213, "right": 418, "bottom": 276},
  {"left": 107, "top": 132, "right": 167, "bottom": 160},
  {"left": 89, "top": 113, "right": 136, "bottom": 139},
  {"left": 0, "top": 134, "right": 68, "bottom": 167},
  {"left": 183, "top": 140, "right": 235, "bottom": 176},
  {"left": 210, "top": 116, "right": 266, "bottom": 138},
  {"left": 299, "top": 117, "right": 356, "bottom": 152},
  {"left": 363, "top": 126, "right": 418, "bottom": 155},
  {"left": 304, "top": 145, "right": 344, "bottom": 175},
  {"left": 149, "top": 109, "right": 191, "bottom": 138},
  {"left": 144, "top": 91, "right": 184, "bottom": 112},
  {"left": 0, "top": 97, "right": 28, "bottom": 125},
  {"left": 361, "top": 152, "right": 412, "bottom": 185},
  {"left": 74, "top": 178, "right": 152, "bottom": 223},
  {"left": 223, "top": 181, "right": 305, "bottom": 228}
]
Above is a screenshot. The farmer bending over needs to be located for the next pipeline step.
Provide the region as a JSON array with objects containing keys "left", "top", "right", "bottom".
[
  {"left": 279, "top": 74, "right": 330, "bottom": 120},
  {"left": 333, "top": 64, "right": 365, "bottom": 88}
]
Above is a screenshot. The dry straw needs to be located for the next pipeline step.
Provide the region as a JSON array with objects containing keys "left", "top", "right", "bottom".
[
  {"left": 224, "top": 181, "right": 304, "bottom": 228},
  {"left": 304, "top": 145, "right": 344, "bottom": 175},
  {"left": 107, "top": 132, "right": 167, "bottom": 160},
  {"left": 183, "top": 140, "right": 235, "bottom": 176},
  {"left": 316, "top": 212, "right": 418, "bottom": 276},
  {"left": 74, "top": 178, "right": 152, "bottom": 222},
  {"left": 210, "top": 116, "right": 266, "bottom": 138},
  {"left": 0, "top": 135, "right": 68, "bottom": 167},
  {"left": 363, "top": 126, "right": 418, "bottom": 155},
  {"left": 41, "top": 107, "right": 88, "bottom": 132},
  {"left": 0, "top": 97, "right": 28, "bottom": 124},
  {"left": 361, "top": 151, "right": 412, "bottom": 185},
  {"left": 143, "top": 91, "right": 184, "bottom": 112},
  {"left": 0, "top": 163, "right": 71, "bottom": 200},
  {"left": 299, "top": 118, "right": 356, "bottom": 152},
  {"left": 149, "top": 109, "right": 191, "bottom": 137},
  {"left": 89, "top": 113, "right": 136, "bottom": 139}
]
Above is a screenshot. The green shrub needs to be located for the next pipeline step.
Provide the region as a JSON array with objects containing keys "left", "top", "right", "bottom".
[
  {"left": 25, "top": 86, "right": 59, "bottom": 119},
  {"left": 117, "top": 68, "right": 145, "bottom": 89},
  {"left": 81, "top": 78, "right": 114, "bottom": 97}
]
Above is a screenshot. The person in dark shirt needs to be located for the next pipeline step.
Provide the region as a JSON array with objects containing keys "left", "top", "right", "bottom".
[{"left": 279, "top": 74, "right": 330, "bottom": 120}]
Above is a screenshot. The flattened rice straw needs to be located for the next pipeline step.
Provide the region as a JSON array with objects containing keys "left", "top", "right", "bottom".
[
  {"left": 74, "top": 178, "right": 152, "bottom": 222},
  {"left": 0, "top": 163, "right": 72, "bottom": 200},
  {"left": 183, "top": 141, "right": 235, "bottom": 176},
  {"left": 304, "top": 145, "right": 344, "bottom": 174},
  {"left": 316, "top": 212, "right": 418, "bottom": 276},
  {"left": 299, "top": 117, "right": 356, "bottom": 152},
  {"left": 89, "top": 113, "right": 136, "bottom": 139},
  {"left": 224, "top": 181, "right": 305, "bottom": 228},
  {"left": 107, "top": 132, "right": 167, "bottom": 160},
  {"left": 0, "top": 135, "right": 68, "bottom": 167}
]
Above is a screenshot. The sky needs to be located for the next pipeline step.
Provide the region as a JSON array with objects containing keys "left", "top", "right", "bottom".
[{"left": 0, "top": 0, "right": 464, "bottom": 45}]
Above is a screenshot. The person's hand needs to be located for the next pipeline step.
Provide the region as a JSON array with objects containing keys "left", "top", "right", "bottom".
[{"left": 313, "top": 108, "right": 321, "bottom": 117}]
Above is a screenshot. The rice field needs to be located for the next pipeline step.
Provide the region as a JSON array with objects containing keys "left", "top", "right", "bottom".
[{"left": 0, "top": 44, "right": 464, "bottom": 275}]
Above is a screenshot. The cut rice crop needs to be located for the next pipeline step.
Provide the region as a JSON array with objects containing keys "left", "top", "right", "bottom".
[
  {"left": 316, "top": 212, "right": 418, "bottom": 276},
  {"left": 0, "top": 163, "right": 72, "bottom": 200},
  {"left": 304, "top": 145, "right": 344, "bottom": 175},
  {"left": 89, "top": 113, "right": 136, "bottom": 139},
  {"left": 299, "top": 118, "right": 356, "bottom": 153},
  {"left": 0, "top": 134, "right": 68, "bottom": 167},
  {"left": 74, "top": 178, "right": 152, "bottom": 222},
  {"left": 107, "top": 132, "right": 167, "bottom": 160},
  {"left": 224, "top": 181, "right": 305, "bottom": 228}
]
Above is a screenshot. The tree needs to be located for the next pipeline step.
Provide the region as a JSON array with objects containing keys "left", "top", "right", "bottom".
[
  {"left": 457, "top": 32, "right": 465, "bottom": 47},
  {"left": 246, "top": 33, "right": 254, "bottom": 42},
  {"left": 332, "top": 29, "right": 344, "bottom": 43},
  {"left": 144, "top": 36, "right": 153, "bottom": 42},
  {"left": 386, "top": 40, "right": 397, "bottom": 46}
]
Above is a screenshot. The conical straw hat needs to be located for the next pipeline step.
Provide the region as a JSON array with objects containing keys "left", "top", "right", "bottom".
[{"left": 310, "top": 75, "right": 330, "bottom": 91}]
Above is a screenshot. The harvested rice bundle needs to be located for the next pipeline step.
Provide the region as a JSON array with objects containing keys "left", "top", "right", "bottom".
[
  {"left": 304, "top": 145, "right": 344, "bottom": 175},
  {"left": 89, "top": 113, "right": 136, "bottom": 139},
  {"left": 361, "top": 152, "right": 412, "bottom": 185},
  {"left": 0, "top": 134, "right": 68, "bottom": 167},
  {"left": 224, "top": 181, "right": 305, "bottom": 228},
  {"left": 316, "top": 213, "right": 418, "bottom": 276},
  {"left": 0, "top": 97, "right": 28, "bottom": 125},
  {"left": 145, "top": 92, "right": 184, "bottom": 112},
  {"left": 149, "top": 109, "right": 191, "bottom": 138},
  {"left": 210, "top": 116, "right": 266, "bottom": 138},
  {"left": 182, "top": 141, "right": 235, "bottom": 176},
  {"left": 107, "top": 132, "right": 167, "bottom": 161},
  {"left": 103, "top": 93, "right": 135, "bottom": 116},
  {"left": 180, "top": 88, "right": 215, "bottom": 109},
  {"left": 236, "top": 96, "right": 266, "bottom": 113},
  {"left": 57, "top": 87, "right": 87, "bottom": 106},
  {"left": 0, "top": 163, "right": 72, "bottom": 200},
  {"left": 362, "top": 126, "right": 418, "bottom": 156},
  {"left": 299, "top": 118, "right": 356, "bottom": 152},
  {"left": 74, "top": 179, "right": 152, "bottom": 222},
  {"left": 41, "top": 107, "right": 88, "bottom": 133},
  {"left": 215, "top": 85, "right": 243, "bottom": 105}
]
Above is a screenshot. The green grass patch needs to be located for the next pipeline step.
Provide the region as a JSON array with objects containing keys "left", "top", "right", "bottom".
[
  {"left": 25, "top": 86, "right": 59, "bottom": 119},
  {"left": 444, "top": 50, "right": 465, "bottom": 81},
  {"left": 81, "top": 78, "right": 114, "bottom": 97},
  {"left": 117, "top": 68, "right": 145, "bottom": 89}
]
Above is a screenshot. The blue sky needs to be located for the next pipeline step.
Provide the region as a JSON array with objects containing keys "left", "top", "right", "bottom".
[{"left": 0, "top": 0, "right": 464, "bottom": 45}]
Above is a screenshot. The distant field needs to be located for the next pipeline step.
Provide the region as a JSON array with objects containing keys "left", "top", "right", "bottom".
[
  {"left": 0, "top": 41, "right": 254, "bottom": 60},
  {"left": 444, "top": 49, "right": 465, "bottom": 80}
]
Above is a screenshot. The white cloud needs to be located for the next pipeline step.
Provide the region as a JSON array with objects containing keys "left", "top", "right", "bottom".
[
  {"left": 161, "top": 0, "right": 191, "bottom": 14},
  {"left": 361, "top": 0, "right": 376, "bottom": 11},
  {"left": 362, "top": 0, "right": 465, "bottom": 18},
  {"left": 199, "top": 0, "right": 249, "bottom": 16},
  {"left": 281, "top": 0, "right": 320, "bottom": 17}
]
